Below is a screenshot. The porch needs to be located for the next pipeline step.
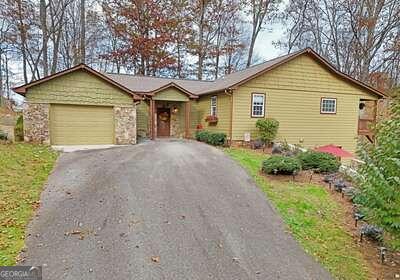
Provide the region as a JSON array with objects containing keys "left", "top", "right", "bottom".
[
  {"left": 145, "top": 85, "right": 197, "bottom": 140},
  {"left": 148, "top": 99, "right": 191, "bottom": 139},
  {"left": 358, "top": 99, "right": 377, "bottom": 142}
]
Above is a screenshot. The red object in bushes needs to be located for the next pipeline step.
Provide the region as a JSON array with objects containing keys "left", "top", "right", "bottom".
[
  {"left": 205, "top": 115, "right": 218, "bottom": 123},
  {"left": 196, "top": 124, "right": 203, "bottom": 130},
  {"left": 314, "top": 144, "right": 353, "bottom": 158}
]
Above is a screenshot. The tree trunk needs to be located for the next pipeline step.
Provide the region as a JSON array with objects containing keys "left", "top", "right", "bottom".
[
  {"left": 80, "top": 0, "right": 85, "bottom": 63},
  {"left": 40, "top": 0, "right": 48, "bottom": 76},
  {"left": 197, "top": 0, "right": 206, "bottom": 80}
]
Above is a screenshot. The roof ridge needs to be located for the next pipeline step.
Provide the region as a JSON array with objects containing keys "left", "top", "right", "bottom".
[{"left": 105, "top": 72, "right": 214, "bottom": 83}]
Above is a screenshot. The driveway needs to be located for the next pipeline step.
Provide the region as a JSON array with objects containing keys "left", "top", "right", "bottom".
[{"left": 21, "top": 140, "right": 331, "bottom": 279}]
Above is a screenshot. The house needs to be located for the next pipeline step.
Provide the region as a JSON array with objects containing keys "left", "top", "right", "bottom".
[{"left": 13, "top": 48, "right": 385, "bottom": 152}]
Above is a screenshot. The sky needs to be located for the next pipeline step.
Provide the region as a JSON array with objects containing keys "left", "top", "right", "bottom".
[{"left": 255, "top": 25, "right": 286, "bottom": 60}]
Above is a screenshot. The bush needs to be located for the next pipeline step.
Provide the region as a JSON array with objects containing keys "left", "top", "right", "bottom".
[
  {"left": 14, "top": 115, "right": 23, "bottom": 141},
  {"left": 297, "top": 151, "right": 340, "bottom": 173},
  {"left": 195, "top": 130, "right": 226, "bottom": 146},
  {"left": 356, "top": 94, "right": 400, "bottom": 234},
  {"left": 262, "top": 155, "right": 301, "bottom": 175},
  {"left": 0, "top": 130, "right": 8, "bottom": 140},
  {"left": 256, "top": 118, "right": 279, "bottom": 146}
]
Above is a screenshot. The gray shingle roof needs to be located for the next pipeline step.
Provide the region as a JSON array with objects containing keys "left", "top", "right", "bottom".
[{"left": 104, "top": 51, "right": 301, "bottom": 96}]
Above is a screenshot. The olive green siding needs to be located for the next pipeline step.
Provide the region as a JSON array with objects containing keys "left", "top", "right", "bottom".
[
  {"left": 232, "top": 54, "right": 378, "bottom": 152},
  {"left": 27, "top": 70, "right": 133, "bottom": 106},
  {"left": 196, "top": 93, "right": 231, "bottom": 135},
  {"left": 137, "top": 101, "right": 149, "bottom": 137},
  {"left": 153, "top": 88, "right": 189, "bottom": 101}
]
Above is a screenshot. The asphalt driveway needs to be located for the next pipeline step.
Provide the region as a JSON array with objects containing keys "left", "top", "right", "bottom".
[{"left": 21, "top": 140, "right": 331, "bottom": 279}]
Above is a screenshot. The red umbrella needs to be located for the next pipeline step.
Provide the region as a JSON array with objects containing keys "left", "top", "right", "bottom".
[{"left": 314, "top": 144, "right": 354, "bottom": 158}]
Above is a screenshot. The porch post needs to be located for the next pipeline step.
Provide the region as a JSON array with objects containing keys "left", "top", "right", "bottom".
[
  {"left": 149, "top": 99, "right": 155, "bottom": 140},
  {"left": 185, "top": 101, "right": 191, "bottom": 138}
]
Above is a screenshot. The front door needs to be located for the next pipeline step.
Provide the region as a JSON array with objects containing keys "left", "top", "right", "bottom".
[{"left": 157, "top": 108, "right": 170, "bottom": 137}]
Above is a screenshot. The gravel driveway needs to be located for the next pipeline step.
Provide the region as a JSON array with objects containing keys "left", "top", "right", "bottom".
[{"left": 21, "top": 140, "right": 331, "bottom": 279}]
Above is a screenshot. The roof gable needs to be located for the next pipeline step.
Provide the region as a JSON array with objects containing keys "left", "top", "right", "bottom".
[{"left": 13, "top": 64, "right": 141, "bottom": 100}]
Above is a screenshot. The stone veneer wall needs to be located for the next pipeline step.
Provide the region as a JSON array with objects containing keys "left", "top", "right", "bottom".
[
  {"left": 114, "top": 106, "right": 137, "bottom": 144},
  {"left": 23, "top": 103, "right": 50, "bottom": 144}
]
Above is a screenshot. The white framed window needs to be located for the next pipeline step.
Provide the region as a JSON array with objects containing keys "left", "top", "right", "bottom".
[
  {"left": 251, "top": 93, "right": 265, "bottom": 117},
  {"left": 210, "top": 96, "right": 217, "bottom": 116},
  {"left": 320, "top": 98, "right": 337, "bottom": 114}
]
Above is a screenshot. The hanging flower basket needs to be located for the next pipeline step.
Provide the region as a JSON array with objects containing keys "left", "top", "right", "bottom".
[{"left": 205, "top": 115, "right": 218, "bottom": 124}]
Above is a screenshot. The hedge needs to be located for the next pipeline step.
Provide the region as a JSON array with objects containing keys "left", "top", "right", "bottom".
[
  {"left": 262, "top": 155, "right": 301, "bottom": 175},
  {"left": 297, "top": 150, "right": 340, "bottom": 173},
  {"left": 195, "top": 130, "right": 227, "bottom": 146}
]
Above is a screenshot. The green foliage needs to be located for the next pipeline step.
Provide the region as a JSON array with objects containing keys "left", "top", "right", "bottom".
[
  {"left": 356, "top": 96, "right": 400, "bottom": 234},
  {"left": 297, "top": 151, "right": 340, "bottom": 173},
  {"left": 14, "top": 115, "right": 23, "bottom": 142},
  {"left": 195, "top": 130, "right": 226, "bottom": 146},
  {"left": 224, "top": 148, "right": 370, "bottom": 280},
  {"left": 262, "top": 155, "right": 301, "bottom": 175},
  {"left": 255, "top": 118, "right": 279, "bottom": 145},
  {"left": 0, "top": 130, "right": 7, "bottom": 140}
]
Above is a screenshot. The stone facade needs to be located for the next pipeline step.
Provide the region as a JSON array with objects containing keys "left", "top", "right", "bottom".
[
  {"left": 114, "top": 106, "right": 137, "bottom": 144},
  {"left": 23, "top": 103, "right": 50, "bottom": 144}
]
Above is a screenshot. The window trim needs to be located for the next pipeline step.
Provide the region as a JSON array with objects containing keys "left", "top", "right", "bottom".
[
  {"left": 210, "top": 95, "right": 217, "bottom": 116},
  {"left": 251, "top": 93, "right": 266, "bottom": 118},
  {"left": 320, "top": 97, "right": 337, "bottom": 114}
]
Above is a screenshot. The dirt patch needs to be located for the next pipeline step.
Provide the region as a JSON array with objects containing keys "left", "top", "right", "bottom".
[{"left": 265, "top": 170, "right": 400, "bottom": 279}]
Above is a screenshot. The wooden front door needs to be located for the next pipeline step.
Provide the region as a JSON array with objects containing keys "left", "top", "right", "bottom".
[{"left": 157, "top": 108, "right": 171, "bottom": 137}]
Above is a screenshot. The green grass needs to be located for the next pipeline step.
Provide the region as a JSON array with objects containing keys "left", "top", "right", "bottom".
[
  {"left": 0, "top": 143, "right": 58, "bottom": 265},
  {"left": 225, "top": 148, "right": 370, "bottom": 280}
]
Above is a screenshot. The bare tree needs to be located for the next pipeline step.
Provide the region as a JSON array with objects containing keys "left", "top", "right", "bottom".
[{"left": 245, "top": 0, "right": 280, "bottom": 67}]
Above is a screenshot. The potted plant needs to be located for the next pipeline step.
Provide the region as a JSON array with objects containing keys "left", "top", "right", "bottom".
[{"left": 205, "top": 115, "right": 218, "bottom": 124}]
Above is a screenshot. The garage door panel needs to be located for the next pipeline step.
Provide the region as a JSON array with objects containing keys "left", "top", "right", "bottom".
[{"left": 50, "top": 105, "right": 114, "bottom": 145}]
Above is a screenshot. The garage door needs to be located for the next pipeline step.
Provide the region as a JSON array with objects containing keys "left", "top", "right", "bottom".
[{"left": 50, "top": 104, "right": 114, "bottom": 145}]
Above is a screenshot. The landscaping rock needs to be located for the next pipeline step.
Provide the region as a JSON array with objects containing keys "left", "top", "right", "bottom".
[
  {"left": 271, "top": 143, "right": 282, "bottom": 154},
  {"left": 252, "top": 139, "right": 264, "bottom": 150}
]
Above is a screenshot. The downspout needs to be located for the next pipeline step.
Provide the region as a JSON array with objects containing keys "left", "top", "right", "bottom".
[{"left": 224, "top": 88, "right": 234, "bottom": 146}]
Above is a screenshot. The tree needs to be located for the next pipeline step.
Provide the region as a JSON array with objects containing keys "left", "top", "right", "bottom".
[
  {"left": 278, "top": 0, "right": 400, "bottom": 87},
  {"left": 356, "top": 94, "right": 400, "bottom": 234},
  {"left": 102, "top": 0, "right": 180, "bottom": 75},
  {"left": 244, "top": 0, "right": 281, "bottom": 67},
  {"left": 80, "top": 0, "right": 85, "bottom": 63}
]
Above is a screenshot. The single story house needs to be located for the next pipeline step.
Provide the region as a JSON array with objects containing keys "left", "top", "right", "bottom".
[{"left": 13, "top": 48, "right": 385, "bottom": 152}]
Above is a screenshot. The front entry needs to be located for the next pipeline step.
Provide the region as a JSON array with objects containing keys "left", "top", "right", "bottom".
[{"left": 157, "top": 108, "right": 171, "bottom": 137}]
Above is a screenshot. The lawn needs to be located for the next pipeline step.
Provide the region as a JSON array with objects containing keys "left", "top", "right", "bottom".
[
  {"left": 225, "top": 147, "right": 370, "bottom": 280},
  {"left": 0, "top": 143, "right": 58, "bottom": 265}
]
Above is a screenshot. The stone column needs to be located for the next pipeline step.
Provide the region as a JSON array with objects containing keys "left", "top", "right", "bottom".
[
  {"left": 23, "top": 102, "right": 50, "bottom": 144},
  {"left": 114, "top": 106, "right": 137, "bottom": 144}
]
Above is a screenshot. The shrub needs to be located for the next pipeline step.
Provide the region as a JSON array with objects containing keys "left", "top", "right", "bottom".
[
  {"left": 195, "top": 130, "right": 226, "bottom": 146},
  {"left": 262, "top": 155, "right": 301, "bottom": 175},
  {"left": 355, "top": 94, "right": 400, "bottom": 234},
  {"left": 255, "top": 118, "right": 279, "bottom": 146},
  {"left": 0, "top": 130, "right": 8, "bottom": 140},
  {"left": 14, "top": 115, "right": 23, "bottom": 141},
  {"left": 297, "top": 151, "right": 340, "bottom": 173}
]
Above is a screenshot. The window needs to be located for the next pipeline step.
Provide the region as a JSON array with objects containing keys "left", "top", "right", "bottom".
[
  {"left": 251, "top": 93, "right": 265, "bottom": 117},
  {"left": 210, "top": 96, "right": 217, "bottom": 116},
  {"left": 320, "top": 98, "right": 337, "bottom": 114}
]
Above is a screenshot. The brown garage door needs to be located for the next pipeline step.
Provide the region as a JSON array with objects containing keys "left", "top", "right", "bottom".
[{"left": 50, "top": 104, "right": 114, "bottom": 145}]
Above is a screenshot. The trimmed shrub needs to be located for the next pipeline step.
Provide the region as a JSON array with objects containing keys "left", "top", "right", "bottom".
[
  {"left": 262, "top": 155, "right": 301, "bottom": 175},
  {"left": 195, "top": 130, "right": 226, "bottom": 146},
  {"left": 15, "top": 115, "right": 23, "bottom": 141},
  {"left": 297, "top": 151, "right": 340, "bottom": 173},
  {"left": 256, "top": 118, "right": 279, "bottom": 146}
]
